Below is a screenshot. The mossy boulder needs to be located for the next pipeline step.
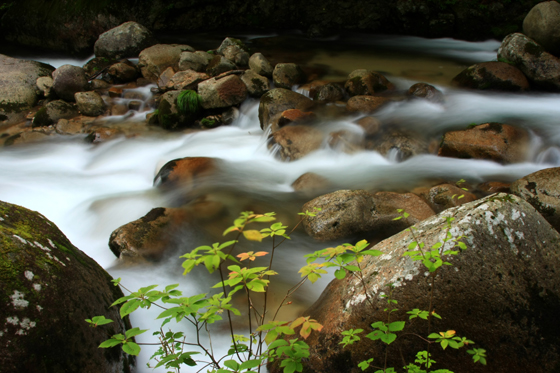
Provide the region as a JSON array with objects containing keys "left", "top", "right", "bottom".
[
  {"left": 94, "top": 21, "right": 157, "bottom": 60},
  {"left": 0, "top": 200, "right": 134, "bottom": 373}
]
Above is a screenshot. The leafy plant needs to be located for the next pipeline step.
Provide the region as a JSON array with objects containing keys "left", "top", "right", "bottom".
[{"left": 177, "top": 90, "right": 202, "bottom": 116}]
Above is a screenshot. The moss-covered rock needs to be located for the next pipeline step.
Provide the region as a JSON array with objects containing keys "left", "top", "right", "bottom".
[{"left": 0, "top": 200, "right": 134, "bottom": 373}]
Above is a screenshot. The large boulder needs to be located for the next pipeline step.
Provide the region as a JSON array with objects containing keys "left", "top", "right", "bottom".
[
  {"left": 52, "top": 64, "right": 89, "bottom": 102},
  {"left": 0, "top": 55, "right": 55, "bottom": 127},
  {"left": 94, "top": 21, "right": 157, "bottom": 59},
  {"left": 0, "top": 200, "right": 133, "bottom": 372},
  {"left": 497, "top": 33, "right": 560, "bottom": 91},
  {"left": 301, "top": 193, "right": 560, "bottom": 373},
  {"left": 438, "top": 122, "right": 530, "bottom": 164},
  {"left": 258, "top": 88, "right": 313, "bottom": 130},
  {"left": 198, "top": 75, "right": 248, "bottom": 109},
  {"left": 511, "top": 167, "right": 560, "bottom": 232},
  {"left": 522, "top": 1, "right": 560, "bottom": 56},
  {"left": 138, "top": 44, "right": 195, "bottom": 82},
  {"left": 451, "top": 61, "right": 529, "bottom": 91},
  {"left": 269, "top": 125, "right": 324, "bottom": 161}
]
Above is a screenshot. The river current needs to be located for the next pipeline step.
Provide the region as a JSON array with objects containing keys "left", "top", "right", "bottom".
[{"left": 2, "top": 33, "right": 560, "bottom": 371}]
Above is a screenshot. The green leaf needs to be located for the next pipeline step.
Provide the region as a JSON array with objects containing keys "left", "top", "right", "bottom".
[
  {"left": 120, "top": 299, "right": 141, "bottom": 318},
  {"left": 99, "top": 338, "right": 122, "bottom": 348},
  {"left": 240, "top": 359, "right": 262, "bottom": 370},
  {"left": 224, "top": 360, "right": 240, "bottom": 370},
  {"left": 334, "top": 268, "right": 346, "bottom": 279},
  {"left": 125, "top": 327, "right": 148, "bottom": 338},
  {"left": 388, "top": 321, "right": 405, "bottom": 332},
  {"left": 381, "top": 332, "right": 397, "bottom": 344},
  {"left": 122, "top": 341, "right": 141, "bottom": 355}
]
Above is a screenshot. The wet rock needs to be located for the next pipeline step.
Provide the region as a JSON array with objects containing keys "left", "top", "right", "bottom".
[
  {"left": 241, "top": 69, "right": 270, "bottom": 98},
  {"left": 272, "top": 63, "right": 306, "bottom": 89},
  {"left": 200, "top": 114, "right": 222, "bottom": 128},
  {"left": 344, "top": 69, "right": 394, "bottom": 97},
  {"left": 74, "top": 91, "right": 106, "bottom": 117},
  {"left": 292, "top": 172, "right": 331, "bottom": 193},
  {"left": 0, "top": 200, "right": 133, "bottom": 372},
  {"left": 497, "top": 33, "right": 560, "bottom": 91},
  {"left": 327, "top": 130, "right": 365, "bottom": 153},
  {"left": 4, "top": 131, "right": 50, "bottom": 146},
  {"left": 32, "top": 100, "right": 79, "bottom": 128},
  {"left": 249, "top": 53, "right": 273, "bottom": 78},
  {"left": 52, "top": 64, "right": 89, "bottom": 102},
  {"left": 85, "top": 127, "right": 124, "bottom": 143},
  {"left": 277, "top": 109, "right": 316, "bottom": 127},
  {"left": 451, "top": 61, "right": 529, "bottom": 91},
  {"left": 198, "top": 75, "right": 247, "bottom": 109},
  {"left": 167, "top": 70, "right": 209, "bottom": 91},
  {"left": 107, "top": 61, "right": 139, "bottom": 84},
  {"left": 109, "top": 207, "right": 192, "bottom": 262},
  {"left": 222, "top": 45, "right": 250, "bottom": 67},
  {"left": 301, "top": 193, "right": 560, "bottom": 373},
  {"left": 94, "top": 21, "right": 157, "bottom": 60},
  {"left": 417, "top": 183, "right": 478, "bottom": 213},
  {"left": 477, "top": 181, "right": 511, "bottom": 195},
  {"left": 55, "top": 118, "right": 83, "bottom": 135},
  {"left": 206, "top": 55, "right": 237, "bottom": 77},
  {"left": 355, "top": 116, "right": 382, "bottom": 137},
  {"left": 258, "top": 88, "right": 313, "bottom": 130},
  {"left": 367, "top": 129, "right": 428, "bottom": 161},
  {"left": 178, "top": 51, "right": 210, "bottom": 72},
  {"left": 156, "top": 90, "right": 192, "bottom": 130},
  {"left": 0, "top": 55, "right": 55, "bottom": 126},
  {"left": 314, "top": 83, "right": 345, "bottom": 102},
  {"left": 438, "top": 122, "right": 530, "bottom": 164},
  {"left": 138, "top": 44, "right": 195, "bottom": 82},
  {"left": 511, "top": 167, "right": 560, "bottom": 231},
  {"left": 346, "top": 95, "right": 391, "bottom": 113},
  {"left": 153, "top": 157, "right": 217, "bottom": 196},
  {"left": 36, "top": 76, "right": 54, "bottom": 98},
  {"left": 523, "top": 1, "right": 560, "bottom": 56},
  {"left": 406, "top": 82, "right": 444, "bottom": 102},
  {"left": 269, "top": 125, "right": 324, "bottom": 161}
]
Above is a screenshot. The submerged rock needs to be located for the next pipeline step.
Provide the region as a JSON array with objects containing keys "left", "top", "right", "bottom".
[
  {"left": 301, "top": 193, "right": 560, "bottom": 373},
  {"left": 0, "top": 200, "right": 133, "bottom": 372}
]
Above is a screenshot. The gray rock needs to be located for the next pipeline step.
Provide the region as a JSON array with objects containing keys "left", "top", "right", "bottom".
[
  {"left": 0, "top": 200, "right": 133, "bottom": 372},
  {"left": 167, "top": 70, "right": 209, "bottom": 91},
  {"left": 74, "top": 91, "right": 106, "bottom": 116},
  {"left": 36, "top": 76, "right": 54, "bottom": 98},
  {"left": 301, "top": 193, "right": 560, "bottom": 373},
  {"left": 216, "top": 37, "right": 249, "bottom": 55},
  {"left": 258, "top": 88, "right": 313, "bottom": 130},
  {"left": 138, "top": 44, "right": 195, "bottom": 82},
  {"left": 198, "top": 75, "right": 247, "bottom": 109},
  {"left": 523, "top": 1, "right": 560, "bottom": 56},
  {"left": 178, "top": 51, "right": 209, "bottom": 72},
  {"left": 52, "top": 64, "right": 89, "bottom": 102},
  {"left": 94, "top": 21, "right": 157, "bottom": 59},
  {"left": 272, "top": 63, "right": 306, "bottom": 89},
  {"left": 0, "top": 55, "right": 54, "bottom": 126},
  {"left": 241, "top": 69, "right": 270, "bottom": 97},
  {"left": 314, "top": 83, "right": 345, "bottom": 102},
  {"left": 497, "top": 33, "right": 560, "bottom": 91},
  {"left": 511, "top": 167, "right": 560, "bottom": 232},
  {"left": 249, "top": 53, "right": 273, "bottom": 78},
  {"left": 206, "top": 55, "right": 237, "bottom": 77},
  {"left": 32, "top": 100, "right": 79, "bottom": 127},
  {"left": 222, "top": 45, "right": 249, "bottom": 66},
  {"left": 106, "top": 61, "right": 139, "bottom": 83}
]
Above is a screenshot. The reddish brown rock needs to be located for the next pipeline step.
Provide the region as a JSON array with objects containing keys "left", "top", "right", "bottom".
[
  {"left": 346, "top": 95, "right": 391, "bottom": 113},
  {"left": 269, "top": 125, "right": 324, "bottom": 161},
  {"left": 417, "top": 183, "right": 478, "bottom": 213},
  {"left": 154, "top": 157, "right": 217, "bottom": 190},
  {"left": 438, "top": 123, "right": 530, "bottom": 164},
  {"left": 451, "top": 61, "right": 529, "bottom": 91},
  {"left": 258, "top": 88, "right": 313, "bottom": 130},
  {"left": 198, "top": 75, "right": 247, "bottom": 109},
  {"left": 292, "top": 172, "right": 331, "bottom": 193},
  {"left": 277, "top": 109, "right": 316, "bottom": 127},
  {"left": 407, "top": 82, "right": 444, "bottom": 102},
  {"left": 477, "top": 181, "right": 511, "bottom": 195},
  {"left": 167, "top": 70, "right": 209, "bottom": 91},
  {"left": 355, "top": 116, "right": 382, "bottom": 137},
  {"left": 344, "top": 69, "right": 394, "bottom": 97}
]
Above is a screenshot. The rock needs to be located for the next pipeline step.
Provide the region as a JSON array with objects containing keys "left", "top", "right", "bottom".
[
  {"left": 355, "top": 116, "right": 382, "bottom": 137},
  {"left": 477, "top": 181, "right": 511, "bottom": 195},
  {"left": 85, "top": 127, "right": 124, "bottom": 143},
  {"left": 277, "top": 109, "right": 316, "bottom": 127},
  {"left": 301, "top": 190, "right": 377, "bottom": 241},
  {"left": 272, "top": 63, "right": 306, "bottom": 89},
  {"left": 200, "top": 115, "right": 222, "bottom": 128},
  {"left": 82, "top": 57, "right": 115, "bottom": 78},
  {"left": 346, "top": 95, "right": 391, "bottom": 113},
  {"left": 55, "top": 118, "right": 83, "bottom": 135},
  {"left": 167, "top": 70, "right": 209, "bottom": 91},
  {"left": 74, "top": 91, "right": 106, "bottom": 117},
  {"left": 36, "top": 76, "right": 54, "bottom": 98},
  {"left": 451, "top": 61, "right": 529, "bottom": 91},
  {"left": 178, "top": 51, "right": 209, "bottom": 72},
  {"left": 222, "top": 45, "right": 250, "bottom": 66},
  {"left": 367, "top": 129, "right": 428, "bottom": 161},
  {"left": 327, "top": 130, "right": 365, "bottom": 153},
  {"left": 406, "top": 82, "right": 444, "bottom": 102},
  {"left": 106, "top": 61, "right": 139, "bottom": 83},
  {"left": 258, "top": 88, "right": 314, "bottom": 130},
  {"left": 138, "top": 44, "right": 195, "bottom": 82},
  {"left": 206, "top": 55, "right": 237, "bottom": 77},
  {"left": 0, "top": 55, "right": 55, "bottom": 126},
  {"left": 249, "top": 53, "right": 273, "bottom": 78},
  {"left": 90, "top": 79, "right": 111, "bottom": 90},
  {"left": 0, "top": 200, "right": 133, "bottom": 372},
  {"left": 497, "top": 33, "right": 560, "bottom": 91},
  {"left": 109, "top": 207, "right": 191, "bottom": 262},
  {"left": 94, "top": 21, "right": 157, "bottom": 60},
  {"left": 292, "top": 172, "right": 331, "bottom": 193},
  {"left": 417, "top": 183, "right": 478, "bottom": 213},
  {"left": 511, "top": 167, "right": 560, "bottom": 231},
  {"left": 153, "top": 157, "right": 217, "bottom": 196},
  {"left": 216, "top": 37, "right": 249, "bottom": 55},
  {"left": 523, "top": 1, "right": 560, "bottom": 56},
  {"left": 52, "top": 64, "right": 89, "bottom": 101},
  {"left": 314, "top": 83, "right": 345, "bottom": 102},
  {"left": 198, "top": 75, "right": 247, "bottom": 109},
  {"left": 344, "top": 69, "right": 394, "bottom": 97},
  {"left": 156, "top": 90, "right": 192, "bottom": 130},
  {"left": 157, "top": 66, "right": 176, "bottom": 90},
  {"left": 241, "top": 69, "right": 270, "bottom": 97},
  {"left": 269, "top": 125, "right": 324, "bottom": 161},
  {"left": 32, "top": 100, "right": 79, "bottom": 128},
  {"left": 438, "top": 122, "right": 530, "bottom": 164},
  {"left": 301, "top": 193, "right": 560, "bottom": 373},
  {"left": 4, "top": 131, "right": 50, "bottom": 146}
]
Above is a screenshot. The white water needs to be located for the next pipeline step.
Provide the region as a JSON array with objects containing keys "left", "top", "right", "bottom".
[{"left": 2, "top": 35, "right": 560, "bottom": 372}]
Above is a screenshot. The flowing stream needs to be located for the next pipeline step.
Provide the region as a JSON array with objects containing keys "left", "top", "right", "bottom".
[{"left": 2, "top": 33, "right": 560, "bottom": 371}]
